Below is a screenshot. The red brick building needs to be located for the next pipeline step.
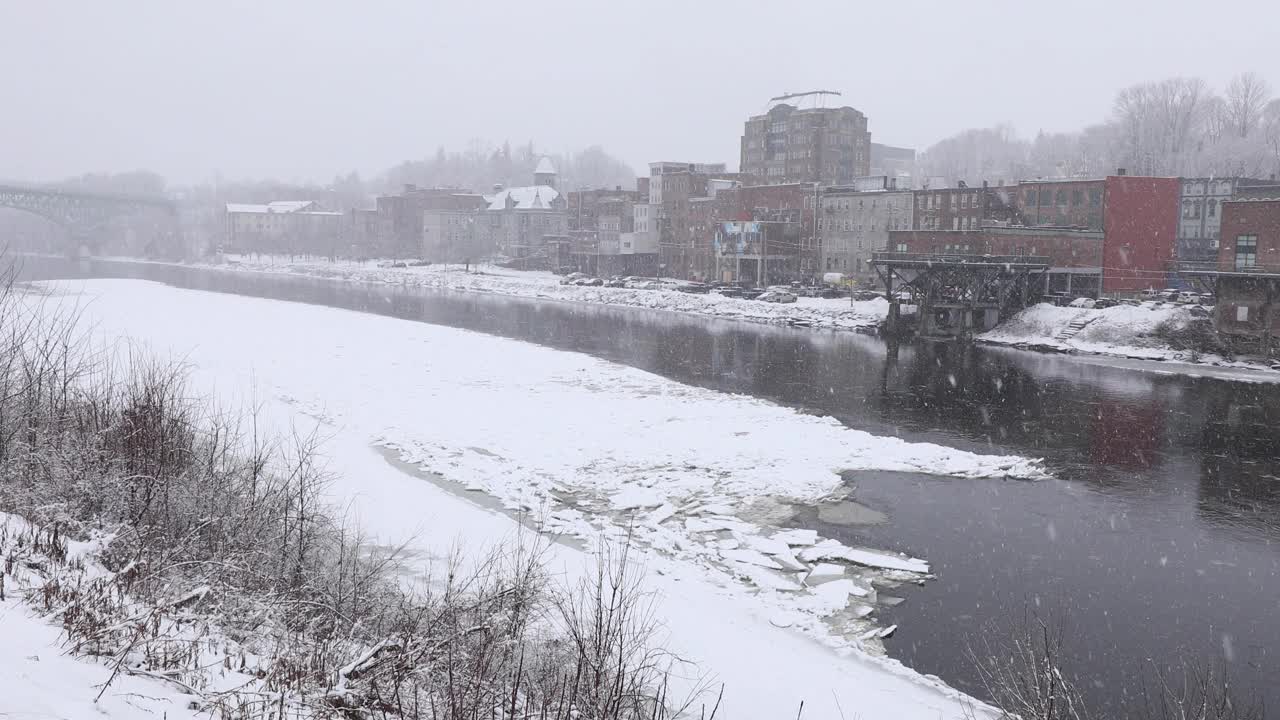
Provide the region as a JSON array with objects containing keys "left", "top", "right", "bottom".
[
  {"left": 1209, "top": 198, "right": 1280, "bottom": 351},
  {"left": 1101, "top": 175, "right": 1180, "bottom": 293},
  {"left": 912, "top": 184, "right": 1023, "bottom": 232}
]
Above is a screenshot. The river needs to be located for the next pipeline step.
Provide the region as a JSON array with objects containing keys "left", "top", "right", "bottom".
[{"left": 20, "top": 256, "right": 1280, "bottom": 716}]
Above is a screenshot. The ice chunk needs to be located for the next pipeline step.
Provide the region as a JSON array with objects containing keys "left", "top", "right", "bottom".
[
  {"left": 798, "top": 539, "right": 849, "bottom": 563},
  {"left": 773, "top": 528, "right": 819, "bottom": 546},
  {"left": 612, "top": 486, "right": 664, "bottom": 510},
  {"left": 741, "top": 535, "right": 791, "bottom": 556},
  {"left": 645, "top": 503, "right": 676, "bottom": 526},
  {"left": 805, "top": 563, "right": 845, "bottom": 583},
  {"left": 772, "top": 550, "right": 808, "bottom": 572},
  {"left": 721, "top": 548, "right": 783, "bottom": 569},
  {"left": 839, "top": 548, "right": 930, "bottom": 574}
]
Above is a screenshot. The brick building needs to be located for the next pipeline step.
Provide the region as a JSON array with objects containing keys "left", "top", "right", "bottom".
[
  {"left": 1202, "top": 198, "right": 1280, "bottom": 353},
  {"left": 1101, "top": 174, "right": 1180, "bottom": 293},
  {"left": 1177, "top": 177, "right": 1277, "bottom": 263},
  {"left": 912, "top": 184, "right": 1021, "bottom": 232},
  {"left": 740, "top": 101, "right": 870, "bottom": 186}
]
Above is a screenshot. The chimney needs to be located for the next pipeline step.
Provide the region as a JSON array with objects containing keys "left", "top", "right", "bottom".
[{"left": 1117, "top": 168, "right": 1127, "bottom": 176}]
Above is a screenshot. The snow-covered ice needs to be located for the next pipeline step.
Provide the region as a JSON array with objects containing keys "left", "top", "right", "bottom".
[
  {"left": 26, "top": 278, "right": 1019, "bottom": 719},
  {"left": 201, "top": 255, "right": 891, "bottom": 332}
]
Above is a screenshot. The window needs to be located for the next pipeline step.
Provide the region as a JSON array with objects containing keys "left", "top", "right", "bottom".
[
  {"left": 1026, "top": 189, "right": 1037, "bottom": 205},
  {"left": 1072, "top": 190, "right": 1083, "bottom": 205},
  {"left": 1056, "top": 190, "right": 1067, "bottom": 205},
  {"left": 1237, "top": 305, "right": 1250, "bottom": 322},
  {"left": 1235, "top": 235, "right": 1257, "bottom": 269},
  {"left": 1208, "top": 200, "right": 1217, "bottom": 217},
  {"left": 1040, "top": 189, "right": 1053, "bottom": 206},
  {"left": 1089, "top": 189, "right": 1102, "bottom": 206}
]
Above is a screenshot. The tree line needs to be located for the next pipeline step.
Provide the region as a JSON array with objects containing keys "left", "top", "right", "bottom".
[{"left": 918, "top": 72, "right": 1280, "bottom": 185}]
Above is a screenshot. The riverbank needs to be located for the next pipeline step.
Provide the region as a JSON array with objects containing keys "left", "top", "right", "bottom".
[
  {"left": 196, "top": 255, "right": 891, "bottom": 332},
  {"left": 30, "top": 277, "right": 1034, "bottom": 719},
  {"left": 978, "top": 301, "right": 1280, "bottom": 377}
]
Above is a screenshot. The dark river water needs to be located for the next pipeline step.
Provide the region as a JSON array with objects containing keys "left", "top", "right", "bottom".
[{"left": 20, "top": 257, "right": 1280, "bottom": 716}]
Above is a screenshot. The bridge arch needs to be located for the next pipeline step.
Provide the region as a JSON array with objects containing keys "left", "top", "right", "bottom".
[{"left": 0, "top": 184, "right": 183, "bottom": 258}]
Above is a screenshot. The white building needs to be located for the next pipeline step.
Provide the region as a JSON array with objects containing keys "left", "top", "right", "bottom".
[{"left": 224, "top": 200, "right": 343, "bottom": 255}]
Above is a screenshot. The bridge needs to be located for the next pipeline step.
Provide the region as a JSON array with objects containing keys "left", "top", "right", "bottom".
[
  {"left": 872, "top": 252, "right": 1050, "bottom": 339},
  {"left": 0, "top": 183, "right": 184, "bottom": 258}
]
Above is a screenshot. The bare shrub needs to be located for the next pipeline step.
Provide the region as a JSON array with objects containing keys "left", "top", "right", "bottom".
[{"left": 964, "top": 610, "right": 1091, "bottom": 720}]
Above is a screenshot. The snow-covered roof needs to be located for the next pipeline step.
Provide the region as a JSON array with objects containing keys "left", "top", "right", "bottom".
[
  {"left": 225, "top": 200, "right": 318, "bottom": 214},
  {"left": 485, "top": 185, "right": 561, "bottom": 211},
  {"left": 534, "top": 157, "right": 557, "bottom": 176},
  {"left": 267, "top": 200, "right": 317, "bottom": 213}
]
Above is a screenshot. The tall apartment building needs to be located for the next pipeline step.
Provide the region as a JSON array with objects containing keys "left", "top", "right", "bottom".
[{"left": 740, "top": 100, "right": 870, "bottom": 186}]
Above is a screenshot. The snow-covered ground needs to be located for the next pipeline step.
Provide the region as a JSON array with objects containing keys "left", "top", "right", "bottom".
[
  {"left": 197, "top": 255, "right": 890, "bottom": 332},
  {"left": 22, "top": 279, "right": 1044, "bottom": 719},
  {"left": 980, "top": 301, "right": 1280, "bottom": 374}
]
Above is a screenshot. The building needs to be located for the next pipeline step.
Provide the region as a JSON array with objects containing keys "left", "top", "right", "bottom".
[
  {"left": 421, "top": 193, "right": 489, "bottom": 261},
  {"left": 869, "top": 143, "right": 916, "bottom": 188},
  {"left": 1181, "top": 197, "right": 1280, "bottom": 354},
  {"left": 481, "top": 160, "right": 567, "bottom": 266},
  {"left": 1014, "top": 179, "right": 1106, "bottom": 229},
  {"left": 910, "top": 182, "right": 1025, "bottom": 233},
  {"left": 649, "top": 162, "right": 728, "bottom": 279},
  {"left": 889, "top": 226, "right": 1104, "bottom": 297},
  {"left": 1101, "top": 174, "right": 1180, "bottom": 293},
  {"left": 346, "top": 208, "right": 390, "bottom": 258},
  {"left": 224, "top": 200, "right": 344, "bottom": 255},
  {"left": 710, "top": 182, "right": 817, "bottom": 283},
  {"left": 820, "top": 177, "right": 913, "bottom": 279},
  {"left": 562, "top": 184, "right": 655, "bottom": 276},
  {"left": 740, "top": 95, "right": 870, "bottom": 186},
  {"left": 1177, "top": 177, "right": 1278, "bottom": 263},
  {"left": 375, "top": 185, "right": 478, "bottom": 258}
]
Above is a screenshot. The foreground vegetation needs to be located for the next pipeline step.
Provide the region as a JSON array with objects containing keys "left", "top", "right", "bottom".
[{"left": 0, "top": 273, "right": 700, "bottom": 719}]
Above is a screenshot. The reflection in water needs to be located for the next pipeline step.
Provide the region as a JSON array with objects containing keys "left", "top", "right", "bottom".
[{"left": 20, "top": 257, "right": 1280, "bottom": 716}]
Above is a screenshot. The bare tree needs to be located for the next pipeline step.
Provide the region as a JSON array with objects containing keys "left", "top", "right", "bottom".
[{"left": 1225, "top": 72, "right": 1271, "bottom": 139}]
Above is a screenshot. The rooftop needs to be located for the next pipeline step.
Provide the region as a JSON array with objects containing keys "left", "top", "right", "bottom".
[
  {"left": 534, "top": 157, "right": 557, "bottom": 176},
  {"left": 485, "top": 185, "right": 562, "bottom": 211}
]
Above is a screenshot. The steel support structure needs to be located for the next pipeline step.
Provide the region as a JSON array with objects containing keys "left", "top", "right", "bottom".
[{"left": 872, "top": 252, "right": 1049, "bottom": 339}]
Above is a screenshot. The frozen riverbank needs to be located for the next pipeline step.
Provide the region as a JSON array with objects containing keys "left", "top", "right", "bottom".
[
  {"left": 196, "top": 255, "right": 890, "bottom": 332},
  {"left": 28, "top": 278, "right": 1037, "bottom": 719},
  {"left": 979, "top": 301, "right": 1280, "bottom": 376}
]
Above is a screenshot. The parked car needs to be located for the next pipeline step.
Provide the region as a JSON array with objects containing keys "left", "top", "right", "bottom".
[
  {"left": 604, "top": 276, "right": 627, "bottom": 288},
  {"left": 675, "top": 281, "right": 712, "bottom": 294},
  {"left": 1092, "top": 298, "right": 1118, "bottom": 309},
  {"left": 756, "top": 290, "right": 798, "bottom": 304},
  {"left": 1176, "top": 291, "right": 1200, "bottom": 304},
  {"left": 559, "top": 272, "right": 588, "bottom": 285},
  {"left": 1068, "top": 297, "right": 1097, "bottom": 309},
  {"left": 851, "top": 290, "right": 881, "bottom": 302}
]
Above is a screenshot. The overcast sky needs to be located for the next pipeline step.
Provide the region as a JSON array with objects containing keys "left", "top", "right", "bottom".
[{"left": 3, "top": 0, "right": 1278, "bottom": 185}]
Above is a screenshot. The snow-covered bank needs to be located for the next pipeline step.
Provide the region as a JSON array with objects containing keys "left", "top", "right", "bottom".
[
  {"left": 196, "top": 255, "right": 890, "bottom": 332},
  {"left": 980, "top": 302, "right": 1280, "bottom": 375},
  {"left": 32, "top": 279, "right": 1031, "bottom": 719}
]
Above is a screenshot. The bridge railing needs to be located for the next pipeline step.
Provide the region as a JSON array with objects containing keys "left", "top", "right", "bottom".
[
  {"left": 1169, "top": 260, "right": 1280, "bottom": 276},
  {"left": 872, "top": 251, "right": 1051, "bottom": 266}
]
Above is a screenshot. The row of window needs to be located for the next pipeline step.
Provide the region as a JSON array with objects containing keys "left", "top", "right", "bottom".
[
  {"left": 1023, "top": 187, "right": 1103, "bottom": 207},
  {"left": 1182, "top": 199, "right": 1218, "bottom": 219}
]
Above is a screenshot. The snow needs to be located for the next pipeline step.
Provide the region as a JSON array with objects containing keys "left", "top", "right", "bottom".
[
  {"left": 26, "top": 279, "right": 1015, "bottom": 720},
  {"left": 980, "top": 301, "right": 1280, "bottom": 374},
  {"left": 485, "top": 184, "right": 561, "bottom": 210},
  {"left": 534, "top": 156, "right": 557, "bottom": 175},
  {"left": 204, "top": 256, "right": 892, "bottom": 332}
]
